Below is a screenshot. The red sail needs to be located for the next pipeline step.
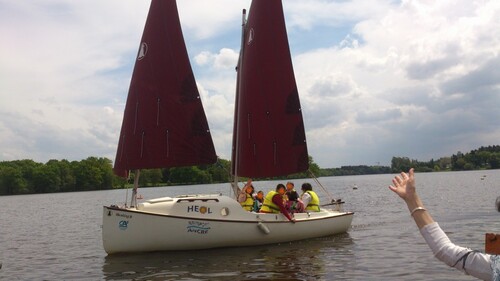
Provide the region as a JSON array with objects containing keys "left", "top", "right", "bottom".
[
  {"left": 231, "top": 0, "right": 309, "bottom": 178},
  {"left": 114, "top": 0, "right": 217, "bottom": 177}
]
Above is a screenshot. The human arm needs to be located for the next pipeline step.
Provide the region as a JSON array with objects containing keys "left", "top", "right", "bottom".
[
  {"left": 301, "top": 193, "right": 311, "bottom": 209},
  {"left": 389, "top": 169, "right": 493, "bottom": 280},
  {"left": 420, "top": 222, "right": 493, "bottom": 279},
  {"left": 388, "top": 168, "right": 434, "bottom": 229},
  {"left": 296, "top": 199, "right": 305, "bottom": 213},
  {"left": 237, "top": 192, "right": 247, "bottom": 203},
  {"left": 237, "top": 179, "right": 253, "bottom": 203},
  {"left": 272, "top": 194, "right": 295, "bottom": 222}
]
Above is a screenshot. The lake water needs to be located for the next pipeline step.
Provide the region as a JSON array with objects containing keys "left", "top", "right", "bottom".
[{"left": 1, "top": 170, "right": 499, "bottom": 280}]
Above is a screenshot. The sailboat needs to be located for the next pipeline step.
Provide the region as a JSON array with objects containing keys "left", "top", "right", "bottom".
[{"left": 102, "top": 0, "right": 353, "bottom": 254}]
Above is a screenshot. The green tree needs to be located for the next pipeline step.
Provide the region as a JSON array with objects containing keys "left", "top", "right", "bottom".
[
  {"left": 391, "top": 157, "right": 411, "bottom": 172},
  {"left": 205, "top": 159, "right": 231, "bottom": 183},
  {"left": 454, "top": 158, "right": 466, "bottom": 170},
  {"left": 32, "top": 164, "right": 60, "bottom": 193},
  {"left": 72, "top": 157, "right": 113, "bottom": 190},
  {"left": 308, "top": 156, "right": 321, "bottom": 176},
  {"left": 49, "top": 159, "right": 76, "bottom": 192},
  {"left": 1, "top": 159, "right": 41, "bottom": 194},
  {"left": 489, "top": 153, "right": 500, "bottom": 169},
  {"left": 436, "top": 157, "right": 451, "bottom": 170},
  {"left": 169, "top": 166, "right": 211, "bottom": 184},
  {"left": 0, "top": 166, "right": 28, "bottom": 195},
  {"left": 139, "top": 169, "right": 163, "bottom": 186}
]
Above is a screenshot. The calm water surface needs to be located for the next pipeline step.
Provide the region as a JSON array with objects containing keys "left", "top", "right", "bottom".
[{"left": 1, "top": 170, "right": 499, "bottom": 280}]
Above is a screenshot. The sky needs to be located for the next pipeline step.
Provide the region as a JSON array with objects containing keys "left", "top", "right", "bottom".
[{"left": 0, "top": 0, "right": 499, "bottom": 169}]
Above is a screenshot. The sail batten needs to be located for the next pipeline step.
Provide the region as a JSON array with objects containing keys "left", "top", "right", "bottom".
[
  {"left": 231, "top": 0, "right": 309, "bottom": 178},
  {"left": 113, "top": 0, "right": 216, "bottom": 178}
]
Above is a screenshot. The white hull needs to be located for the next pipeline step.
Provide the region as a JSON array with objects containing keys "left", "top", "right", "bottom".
[{"left": 102, "top": 194, "right": 353, "bottom": 254}]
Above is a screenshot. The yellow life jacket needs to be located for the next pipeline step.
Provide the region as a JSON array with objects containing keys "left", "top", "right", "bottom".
[
  {"left": 305, "top": 190, "right": 320, "bottom": 212},
  {"left": 240, "top": 193, "right": 254, "bottom": 211},
  {"left": 260, "top": 191, "right": 280, "bottom": 213}
]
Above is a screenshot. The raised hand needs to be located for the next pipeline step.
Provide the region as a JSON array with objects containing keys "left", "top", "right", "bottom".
[{"left": 389, "top": 168, "right": 416, "bottom": 202}]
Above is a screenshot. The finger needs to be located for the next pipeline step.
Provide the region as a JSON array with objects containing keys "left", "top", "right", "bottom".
[{"left": 394, "top": 176, "right": 403, "bottom": 184}]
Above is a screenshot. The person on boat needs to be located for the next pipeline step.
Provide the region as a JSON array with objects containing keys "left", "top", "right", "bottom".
[
  {"left": 252, "top": 190, "right": 264, "bottom": 212},
  {"left": 238, "top": 179, "right": 255, "bottom": 211},
  {"left": 285, "top": 181, "right": 295, "bottom": 200},
  {"left": 300, "top": 183, "right": 320, "bottom": 212},
  {"left": 260, "top": 184, "right": 295, "bottom": 222},
  {"left": 286, "top": 190, "right": 305, "bottom": 214},
  {"left": 389, "top": 168, "right": 500, "bottom": 280}
]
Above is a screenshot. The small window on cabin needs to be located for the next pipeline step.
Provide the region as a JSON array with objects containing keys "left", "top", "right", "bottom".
[{"left": 220, "top": 207, "right": 230, "bottom": 216}]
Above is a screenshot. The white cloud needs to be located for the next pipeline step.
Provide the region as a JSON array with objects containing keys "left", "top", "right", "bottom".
[
  {"left": 194, "top": 51, "right": 211, "bottom": 66},
  {"left": 177, "top": 0, "right": 250, "bottom": 40},
  {"left": 0, "top": 0, "right": 499, "bottom": 169},
  {"left": 288, "top": 0, "right": 500, "bottom": 166},
  {"left": 194, "top": 48, "right": 238, "bottom": 70}
]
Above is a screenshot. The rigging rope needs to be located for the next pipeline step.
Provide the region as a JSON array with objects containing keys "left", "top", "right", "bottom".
[{"left": 308, "top": 169, "right": 336, "bottom": 204}]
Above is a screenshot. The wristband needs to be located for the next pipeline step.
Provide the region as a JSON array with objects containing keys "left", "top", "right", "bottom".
[{"left": 410, "top": 206, "right": 426, "bottom": 216}]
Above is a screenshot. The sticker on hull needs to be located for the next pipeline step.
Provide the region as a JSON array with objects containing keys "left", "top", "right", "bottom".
[
  {"left": 119, "top": 220, "right": 129, "bottom": 230},
  {"left": 187, "top": 221, "right": 210, "bottom": 234}
]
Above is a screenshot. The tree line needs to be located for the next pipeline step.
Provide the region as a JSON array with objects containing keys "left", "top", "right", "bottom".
[
  {"left": 0, "top": 156, "right": 319, "bottom": 195},
  {"left": 320, "top": 165, "right": 391, "bottom": 176},
  {"left": 390, "top": 145, "right": 500, "bottom": 172},
  {"left": 1, "top": 145, "right": 498, "bottom": 195},
  {"left": 0, "top": 157, "right": 115, "bottom": 195}
]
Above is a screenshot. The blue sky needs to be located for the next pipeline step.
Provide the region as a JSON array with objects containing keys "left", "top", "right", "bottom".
[{"left": 1, "top": 0, "right": 499, "bottom": 168}]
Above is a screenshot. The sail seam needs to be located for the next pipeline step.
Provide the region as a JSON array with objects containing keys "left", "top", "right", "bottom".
[
  {"left": 247, "top": 113, "right": 251, "bottom": 139},
  {"left": 140, "top": 131, "right": 145, "bottom": 158},
  {"left": 166, "top": 129, "right": 170, "bottom": 158},
  {"left": 273, "top": 140, "right": 277, "bottom": 166},
  {"left": 134, "top": 101, "right": 139, "bottom": 135},
  {"left": 156, "top": 98, "right": 160, "bottom": 126}
]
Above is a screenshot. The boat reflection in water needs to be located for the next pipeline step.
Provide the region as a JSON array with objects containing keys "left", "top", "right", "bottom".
[{"left": 102, "top": 233, "right": 354, "bottom": 280}]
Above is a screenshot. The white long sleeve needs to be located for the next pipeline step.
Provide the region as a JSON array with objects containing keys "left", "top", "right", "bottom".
[
  {"left": 301, "top": 192, "right": 311, "bottom": 208},
  {"left": 420, "top": 222, "right": 493, "bottom": 280}
]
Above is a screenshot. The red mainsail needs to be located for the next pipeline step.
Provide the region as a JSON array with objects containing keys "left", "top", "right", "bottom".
[
  {"left": 231, "top": 0, "right": 309, "bottom": 178},
  {"left": 114, "top": 0, "right": 217, "bottom": 177}
]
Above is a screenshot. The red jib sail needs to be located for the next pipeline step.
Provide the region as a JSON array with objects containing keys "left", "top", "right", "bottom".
[
  {"left": 231, "top": 0, "right": 309, "bottom": 178},
  {"left": 114, "top": 0, "right": 217, "bottom": 177}
]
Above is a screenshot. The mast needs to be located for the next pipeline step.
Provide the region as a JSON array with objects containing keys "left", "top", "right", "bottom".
[
  {"left": 131, "top": 169, "right": 140, "bottom": 207},
  {"left": 231, "top": 9, "right": 247, "bottom": 197}
]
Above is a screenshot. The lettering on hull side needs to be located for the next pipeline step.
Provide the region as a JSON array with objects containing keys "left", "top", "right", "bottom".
[{"left": 187, "top": 205, "right": 213, "bottom": 214}]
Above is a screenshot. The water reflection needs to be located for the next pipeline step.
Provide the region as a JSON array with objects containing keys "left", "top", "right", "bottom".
[{"left": 102, "top": 233, "right": 354, "bottom": 280}]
